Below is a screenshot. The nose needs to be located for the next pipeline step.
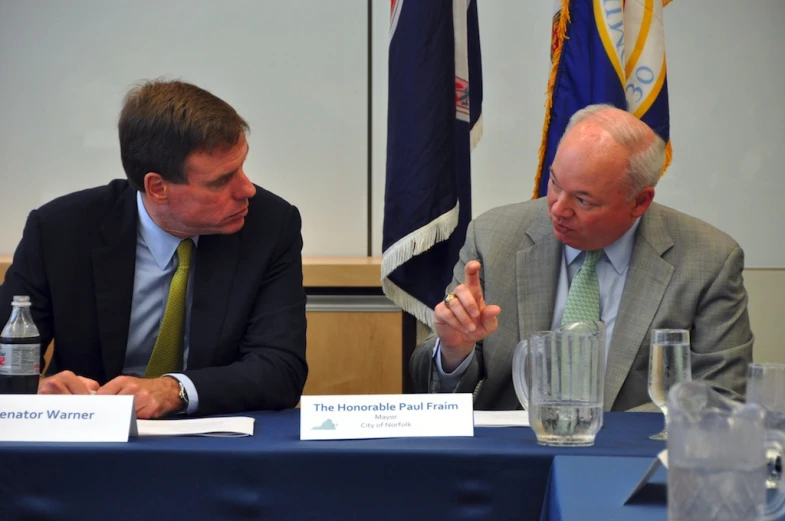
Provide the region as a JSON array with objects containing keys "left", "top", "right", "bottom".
[
  {"left": 551, "top": 192, "right": 574, "bottom": 220},
  {"left": 234, "top": 171, "right": 256, "bottom": 200}
]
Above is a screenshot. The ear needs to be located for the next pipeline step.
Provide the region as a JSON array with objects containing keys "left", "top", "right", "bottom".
[
  {"left": 631, "top": 187, "right": 655, "bottom": 218},
  {"left": 143, "top": 173, "right": 168, "bottom": 204}
]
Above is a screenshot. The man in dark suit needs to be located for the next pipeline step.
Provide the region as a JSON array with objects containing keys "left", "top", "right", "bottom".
[{"left": 0, "top": 80, "right": 308, "bottom": 418}]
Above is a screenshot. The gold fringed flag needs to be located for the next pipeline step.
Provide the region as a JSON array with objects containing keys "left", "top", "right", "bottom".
[{"left": 534, "top": 0, "right": 674, "bottom": 198}]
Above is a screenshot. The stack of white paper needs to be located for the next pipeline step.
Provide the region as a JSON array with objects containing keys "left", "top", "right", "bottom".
[
  {"left": 135, "top": 417, "right": 255, "bottom": 437},
  {"left": 473, "top": 410, "right": 530, "bottom": 427}
]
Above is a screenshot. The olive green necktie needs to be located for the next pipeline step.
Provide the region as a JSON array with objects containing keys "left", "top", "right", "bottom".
[
  {"left": 145, "top": 239, "right": 193, "bottom": 378},
  {"left": 561, "top": 249, "right": 602, "bottom": 326}
]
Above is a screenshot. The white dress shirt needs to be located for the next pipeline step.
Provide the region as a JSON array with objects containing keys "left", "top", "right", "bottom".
[{"left": 121, "top": 192, "right": 199, "bottom": 413}]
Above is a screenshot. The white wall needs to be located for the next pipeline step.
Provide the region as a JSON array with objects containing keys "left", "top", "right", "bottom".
[
  {"left": 0, "top": 0, "right": 369, "bottom": 256},
  {"left": 657, "top": 1, "right": 785, "bottom": 268},
  {"left": 1, "top": 1, "right": 783, "bottom": 264}
]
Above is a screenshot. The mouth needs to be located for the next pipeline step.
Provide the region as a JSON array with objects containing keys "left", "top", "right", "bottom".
[
  {"left": 551, "top": 219, "right": 572, "bottom": 234},
  {"left": 228, "top": 206, "right": 249, "bottom": 221}
]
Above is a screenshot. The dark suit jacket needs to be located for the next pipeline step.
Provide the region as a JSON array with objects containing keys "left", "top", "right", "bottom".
[{"left": 0, "top": 179, "right": 308, "bottom": 415}]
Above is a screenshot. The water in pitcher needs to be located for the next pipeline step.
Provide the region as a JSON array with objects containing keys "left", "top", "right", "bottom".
[
  {"left": 667, "top": 381, "right": 785, "bottom": 521},
  {"left": 668, "top": 464, "right": 766, "bottom": 521},
  {"left": 530, "top": 401, "right": 602, "bottom": 446}
]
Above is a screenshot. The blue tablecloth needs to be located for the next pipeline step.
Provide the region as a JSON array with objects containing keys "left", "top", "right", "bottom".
[
  {"left": 0, "top": 410, "right": 666, "bottom": 521},
  {"left": 541, "top": 455, "right": 667, "bottom": 521}
]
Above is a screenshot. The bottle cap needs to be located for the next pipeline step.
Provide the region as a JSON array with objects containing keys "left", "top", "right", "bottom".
[{"left": 12, "top": 295, "right": 31, "bottom": 306}]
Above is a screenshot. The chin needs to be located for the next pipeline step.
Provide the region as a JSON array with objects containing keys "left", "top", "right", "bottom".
[
  {"left": 222, "top": 218, "right": 246, "bottom": 235},
  {"left": 554, "top": 230, "right": 588, "bottom": 250}
]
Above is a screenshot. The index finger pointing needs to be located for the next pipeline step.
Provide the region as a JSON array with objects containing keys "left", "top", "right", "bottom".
[{"left": 464, "top": 260, "right": 483, "bottom": 297}]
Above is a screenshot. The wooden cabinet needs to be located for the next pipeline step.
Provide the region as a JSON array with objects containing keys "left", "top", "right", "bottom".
[
  {"left": 303, "top": 309, "right": 403, "bottom": 395},
  {"left": 302, "top": 257, "right": 409, "bottom": 395}
]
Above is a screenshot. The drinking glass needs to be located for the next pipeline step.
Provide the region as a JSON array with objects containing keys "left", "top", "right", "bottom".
[
  {"left": 747, "top": 363, "right": 785, "bottom": 431},
  {"left": 647, "top": 329, "right": 691, "bottom": 440}
]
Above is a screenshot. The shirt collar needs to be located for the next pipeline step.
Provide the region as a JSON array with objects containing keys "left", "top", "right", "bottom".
[
  {"left": 564, "top": 217, "right": 641, "bottom": 275},
  {"left": 136, "top": 191, "right": 199, "bottom": 270}
]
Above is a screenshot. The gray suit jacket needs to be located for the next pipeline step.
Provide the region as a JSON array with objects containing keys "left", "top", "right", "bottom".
[{"left": 410, "top": 198, "right": 753, "bottom": 411}]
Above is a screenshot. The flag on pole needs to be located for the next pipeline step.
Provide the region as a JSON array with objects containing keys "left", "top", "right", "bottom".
[
  {"left": 534, "top": 0, "right": 674, "bottom": 198},
  {"left": 382, "top": 0, "right": 483, "bottom": 327}
]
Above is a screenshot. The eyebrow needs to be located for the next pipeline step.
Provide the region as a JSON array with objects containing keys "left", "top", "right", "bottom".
[
  {"left": 211, "top": 171, "right": 236, "bottom": 186},
  {"left": 549, "top": 168, "right": 560, "bottom": 186},
  {"left": 549, "top": 168, "right": 594, "bottom": 198},
  {"left": 213, "top": 143, "right": 251, "bottom": 183}
]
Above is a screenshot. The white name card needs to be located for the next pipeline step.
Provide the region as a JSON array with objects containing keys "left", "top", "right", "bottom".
[
  {"left": 0, "top": 395, "right": 135, "bottom": 442},
  {"left": 300, "top": 393, "right": 474, "bottom": 440}
]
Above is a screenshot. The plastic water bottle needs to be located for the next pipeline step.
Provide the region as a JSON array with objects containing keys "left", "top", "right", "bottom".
[{"left": 0, "top": 296, "right": 41, "bottom": 394}]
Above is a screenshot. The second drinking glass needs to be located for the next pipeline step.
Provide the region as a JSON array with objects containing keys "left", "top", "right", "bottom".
[{"left": 647, "top": 328, "right": 692, "bottom": 440}]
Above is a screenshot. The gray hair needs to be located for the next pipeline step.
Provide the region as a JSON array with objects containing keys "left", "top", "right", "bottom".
[{"left": 562, "top": 103, "right": 666, "bottom": 197}]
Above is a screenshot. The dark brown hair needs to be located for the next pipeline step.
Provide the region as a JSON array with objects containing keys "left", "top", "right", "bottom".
[{"left": 118, "top": 79, "right": 249, "bottom": 191}]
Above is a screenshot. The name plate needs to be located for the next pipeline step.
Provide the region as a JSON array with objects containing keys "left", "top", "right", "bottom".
[
  {"left": 624, "top": 450, "right": 669, "bottom": 504},
  {"left": 0, "top": 395, "right": 136, "bottom": 442},
  {"left": 300, "top": 393, "right": 474, "bottom": 440}
]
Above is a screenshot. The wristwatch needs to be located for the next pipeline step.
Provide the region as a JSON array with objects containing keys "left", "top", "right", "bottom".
[{"left": 178, "top": 382, "right": 190, "bottom": 411}]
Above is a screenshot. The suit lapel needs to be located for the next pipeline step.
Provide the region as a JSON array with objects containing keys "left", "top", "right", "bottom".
[
  {"left": 188, "top": 233, "right": 240, "bottom": 369},
  {"left": 516, "top": 212, "right": 561, "bottom": 341},
  {"left": 605, "top": 204, "right": 675, "bottom": 408},
  {"left": 92, "top": 186, "right": 138, "bottom": 380}
]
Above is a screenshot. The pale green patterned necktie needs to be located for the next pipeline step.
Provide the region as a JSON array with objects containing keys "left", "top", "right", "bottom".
[
  {"left": 561, "top": 249, "right": 602, "bottom": 326},
  {"left": 145, "top": 239, "right": 193, "bottom": 378}
]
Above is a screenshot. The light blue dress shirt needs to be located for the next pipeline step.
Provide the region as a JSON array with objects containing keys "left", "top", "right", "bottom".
[
  {"left": 434, "top": 218, "right": 641, "bottom": 391},
  {"left": 121, "top": 192, "right": 199, "bottom": 414}
]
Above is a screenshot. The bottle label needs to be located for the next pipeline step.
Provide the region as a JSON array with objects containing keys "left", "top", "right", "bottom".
[{"left": 0, "top": 343, "right": 41, "bottom": 376}]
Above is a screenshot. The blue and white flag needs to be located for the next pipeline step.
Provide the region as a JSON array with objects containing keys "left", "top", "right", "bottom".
[
  {"left": 534, "top": 0, "right": 673, "bottom": 197},
  {"left": 382, "top": 0, "right": 483, "bottom": 326}
]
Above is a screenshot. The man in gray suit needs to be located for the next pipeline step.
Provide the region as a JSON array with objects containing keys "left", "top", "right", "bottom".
[{"left": 410, "top": 104, "right": 753, "bottom": 411}]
